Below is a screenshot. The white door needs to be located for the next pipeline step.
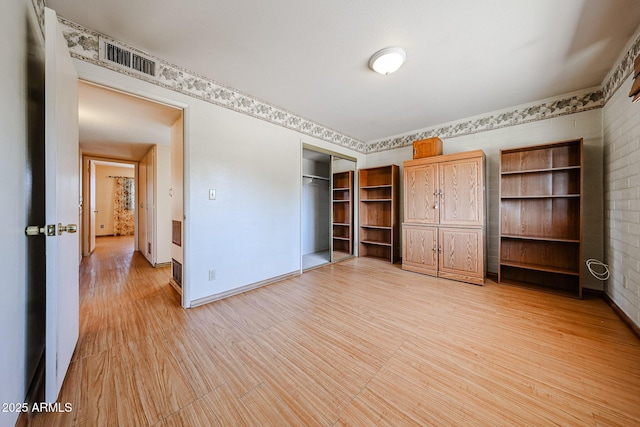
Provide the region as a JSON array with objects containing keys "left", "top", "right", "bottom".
[{"left": 44, "top": 7, "right": 79, "bottom": 402}]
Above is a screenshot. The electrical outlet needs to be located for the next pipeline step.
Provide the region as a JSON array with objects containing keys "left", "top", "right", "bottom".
[
  {"left": 209, "top": 269, "right": 216, "bottom": 281},
  {"left": 100, "top": 224, "right": 104, "bottom": 229}
]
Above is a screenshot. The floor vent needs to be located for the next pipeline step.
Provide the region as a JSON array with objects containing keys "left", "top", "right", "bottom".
[
  {"left": 172, "top": 259, "right": 182, "bottom": 288},
  {"left": 99, "top": 37, "right": 157, "bottom": 78}
]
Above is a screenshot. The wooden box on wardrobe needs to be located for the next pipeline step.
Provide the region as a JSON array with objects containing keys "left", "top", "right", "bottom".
[
  {"left": 412, "top": 137, "right": 443, "bottom": 159},
  {"left": 402, "top": 150, "right": 486, "bottom": 285}
]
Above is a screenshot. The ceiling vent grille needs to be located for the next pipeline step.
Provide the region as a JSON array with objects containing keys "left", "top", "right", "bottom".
[{"left": 99, "top": 37, "right": 157, "bottom": 78}]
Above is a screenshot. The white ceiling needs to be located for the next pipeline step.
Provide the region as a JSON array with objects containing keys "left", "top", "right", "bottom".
[
  {"left": 53, "top": 0, "right": 640, "bottom": 147},
  {"left": 78, "top": 82, "right": 182, "bottom": 160}
]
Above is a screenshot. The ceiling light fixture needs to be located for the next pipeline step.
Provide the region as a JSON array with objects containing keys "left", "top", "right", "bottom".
[{"left": 369, "top": 47, "right": 406, "bottom": 75}]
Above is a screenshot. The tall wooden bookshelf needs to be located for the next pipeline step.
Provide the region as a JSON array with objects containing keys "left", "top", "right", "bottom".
[
  {"left": 332, "top": 170, "right": 353, "bottom": 255},
  {"left": 498, "top": 139, "right": 583, "bottom": 298},
  {"left": 358, "top": 165, "right": 400, "bottom": 263}
]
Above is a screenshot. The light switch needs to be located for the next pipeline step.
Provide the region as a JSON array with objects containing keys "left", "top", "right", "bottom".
[{"left": 209, "top": 189, "right": 216, "bottom": 200}]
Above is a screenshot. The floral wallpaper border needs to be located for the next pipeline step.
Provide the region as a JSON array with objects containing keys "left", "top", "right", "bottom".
[
  {"left": 602, "top": 32, "right": 640, "bottom": 104},
  {"left": 366, "top": 90, "right": 604, "bottom": 153},
  {"left": 367, "top": 29, "right": 640, "bottom": 153},
  {"left": 55, "top": 16, "right": 639, "bottom": 155},
  {"left": 57, "top": 18, "right": 367, "bottom": 153}
]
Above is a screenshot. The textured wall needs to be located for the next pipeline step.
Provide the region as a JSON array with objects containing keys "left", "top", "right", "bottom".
[{"left": 603, "top": 75, "right": 640, "bottom": 327}]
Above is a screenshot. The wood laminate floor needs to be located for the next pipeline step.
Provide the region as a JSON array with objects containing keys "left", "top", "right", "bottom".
[{"left": 19, "top": 236, "right": 640, "bottom": 426}]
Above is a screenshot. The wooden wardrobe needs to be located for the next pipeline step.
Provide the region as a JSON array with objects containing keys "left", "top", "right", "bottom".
[{"left": 402, "top": 150, "right": 486, "bottom": 285}]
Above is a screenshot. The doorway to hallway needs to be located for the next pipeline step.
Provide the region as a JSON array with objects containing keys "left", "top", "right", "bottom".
[{"left": 78, "top": 80, "right": 185, "bottom": 303}]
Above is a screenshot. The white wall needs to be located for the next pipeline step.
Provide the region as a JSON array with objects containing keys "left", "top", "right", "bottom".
[
  {"left": 139, "top": 147, "right": 155, "bottom": 263},
  {"left": 0, "top": 1, "right": 37, "bottom": 424},
  {"left": 188, "top": 104, "right": 302, "bottom": 300},
  {"left": 366, "top": 109, "right": 604, "bottom": 290},
  {"left": 171, "top": 115, "right": 184, "bottom": 273},
  {"left": 603, "top": 74, "right": 640, "bottom": 327},
  {"left": 156, "top": 143, "right": 172, "bottom": 264},
  {"left": 302, "top": 179, "right": 331, "bottom": 255},
  {"left": 71, "top": 60, "right": 364, "bottom": 305},
  {"left": 137, "top": 144, "right": 172, "bottom": 266}
]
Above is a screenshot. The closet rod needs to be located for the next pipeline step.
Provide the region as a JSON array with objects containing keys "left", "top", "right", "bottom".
[{"left": 302, "top": 174, "right": 330, "bottom": 181}]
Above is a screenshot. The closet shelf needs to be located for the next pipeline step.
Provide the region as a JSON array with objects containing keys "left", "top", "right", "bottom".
[
  {"left": 500, "top": 194, "right": 580, "bottom": 199},
  {"left": 500, "top": 261, "right": 580, "bottom": 276},
  {"left": 360, "top": 225, "right": 392, "bottom": 230},
  {"left": 501, "top": 165, "right": 581, "bottom": 175},
  {"left": 361, "top": 184, "right": 393, "bottom": 190},
  {"left": 500, "top": 234, "right": 580, "bottom": 243},
  {"left": 361, "top": 240, "right": 392, "bottom": 247}
]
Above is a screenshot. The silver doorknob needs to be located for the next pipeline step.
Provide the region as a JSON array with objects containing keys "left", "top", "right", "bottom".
[
  {"left": 25, "top": 224, "right": 56, "bottom": 236},
  {"left": 58, "top": 223, "right": 78, "bottom": 235}
]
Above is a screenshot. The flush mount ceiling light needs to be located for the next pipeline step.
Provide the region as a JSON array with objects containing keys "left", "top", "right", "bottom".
[{"left": 369, "top": 47, "right": 406, "bottom": 75}]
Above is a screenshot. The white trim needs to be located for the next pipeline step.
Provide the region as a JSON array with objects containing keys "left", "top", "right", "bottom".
[
  {"left": 190, "top": 271, "right": 300, "bottom": 308},
  {"left": 72, "top": 61, "right": 192, "bottom": 308}
]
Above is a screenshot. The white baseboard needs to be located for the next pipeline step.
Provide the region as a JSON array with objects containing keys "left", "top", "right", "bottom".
[{"left": 190, "top": 270, "right": 300, "bottom": 308}]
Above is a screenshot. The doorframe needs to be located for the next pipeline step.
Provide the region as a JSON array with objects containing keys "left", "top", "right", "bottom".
[
  {"left": 82, "top": 156, "right": 139, "bottom": 256},
  {"left": 75, "top": 76, "right": 191, "bottom": 308},
  {"left": 300, "top": 142, "right": 358, "bottom": 271}
]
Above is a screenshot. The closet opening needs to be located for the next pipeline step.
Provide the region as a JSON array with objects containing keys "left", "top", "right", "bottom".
[{"left": 301, "top": 145, "right": 356, "bottom": 271}]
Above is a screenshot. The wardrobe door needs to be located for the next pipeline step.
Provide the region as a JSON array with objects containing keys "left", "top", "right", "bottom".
[
  {"left": 404, "top": 164, "right": 438, "bottom": 224},
  {"left": 438, "top": 227, "right": 484, "bottom": 285},
  {"left": 439, "top": 157, "right": 483, "bottom": 226},
  {"left": 402, "top": 225, "right": 438, "bottom": 276}
]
